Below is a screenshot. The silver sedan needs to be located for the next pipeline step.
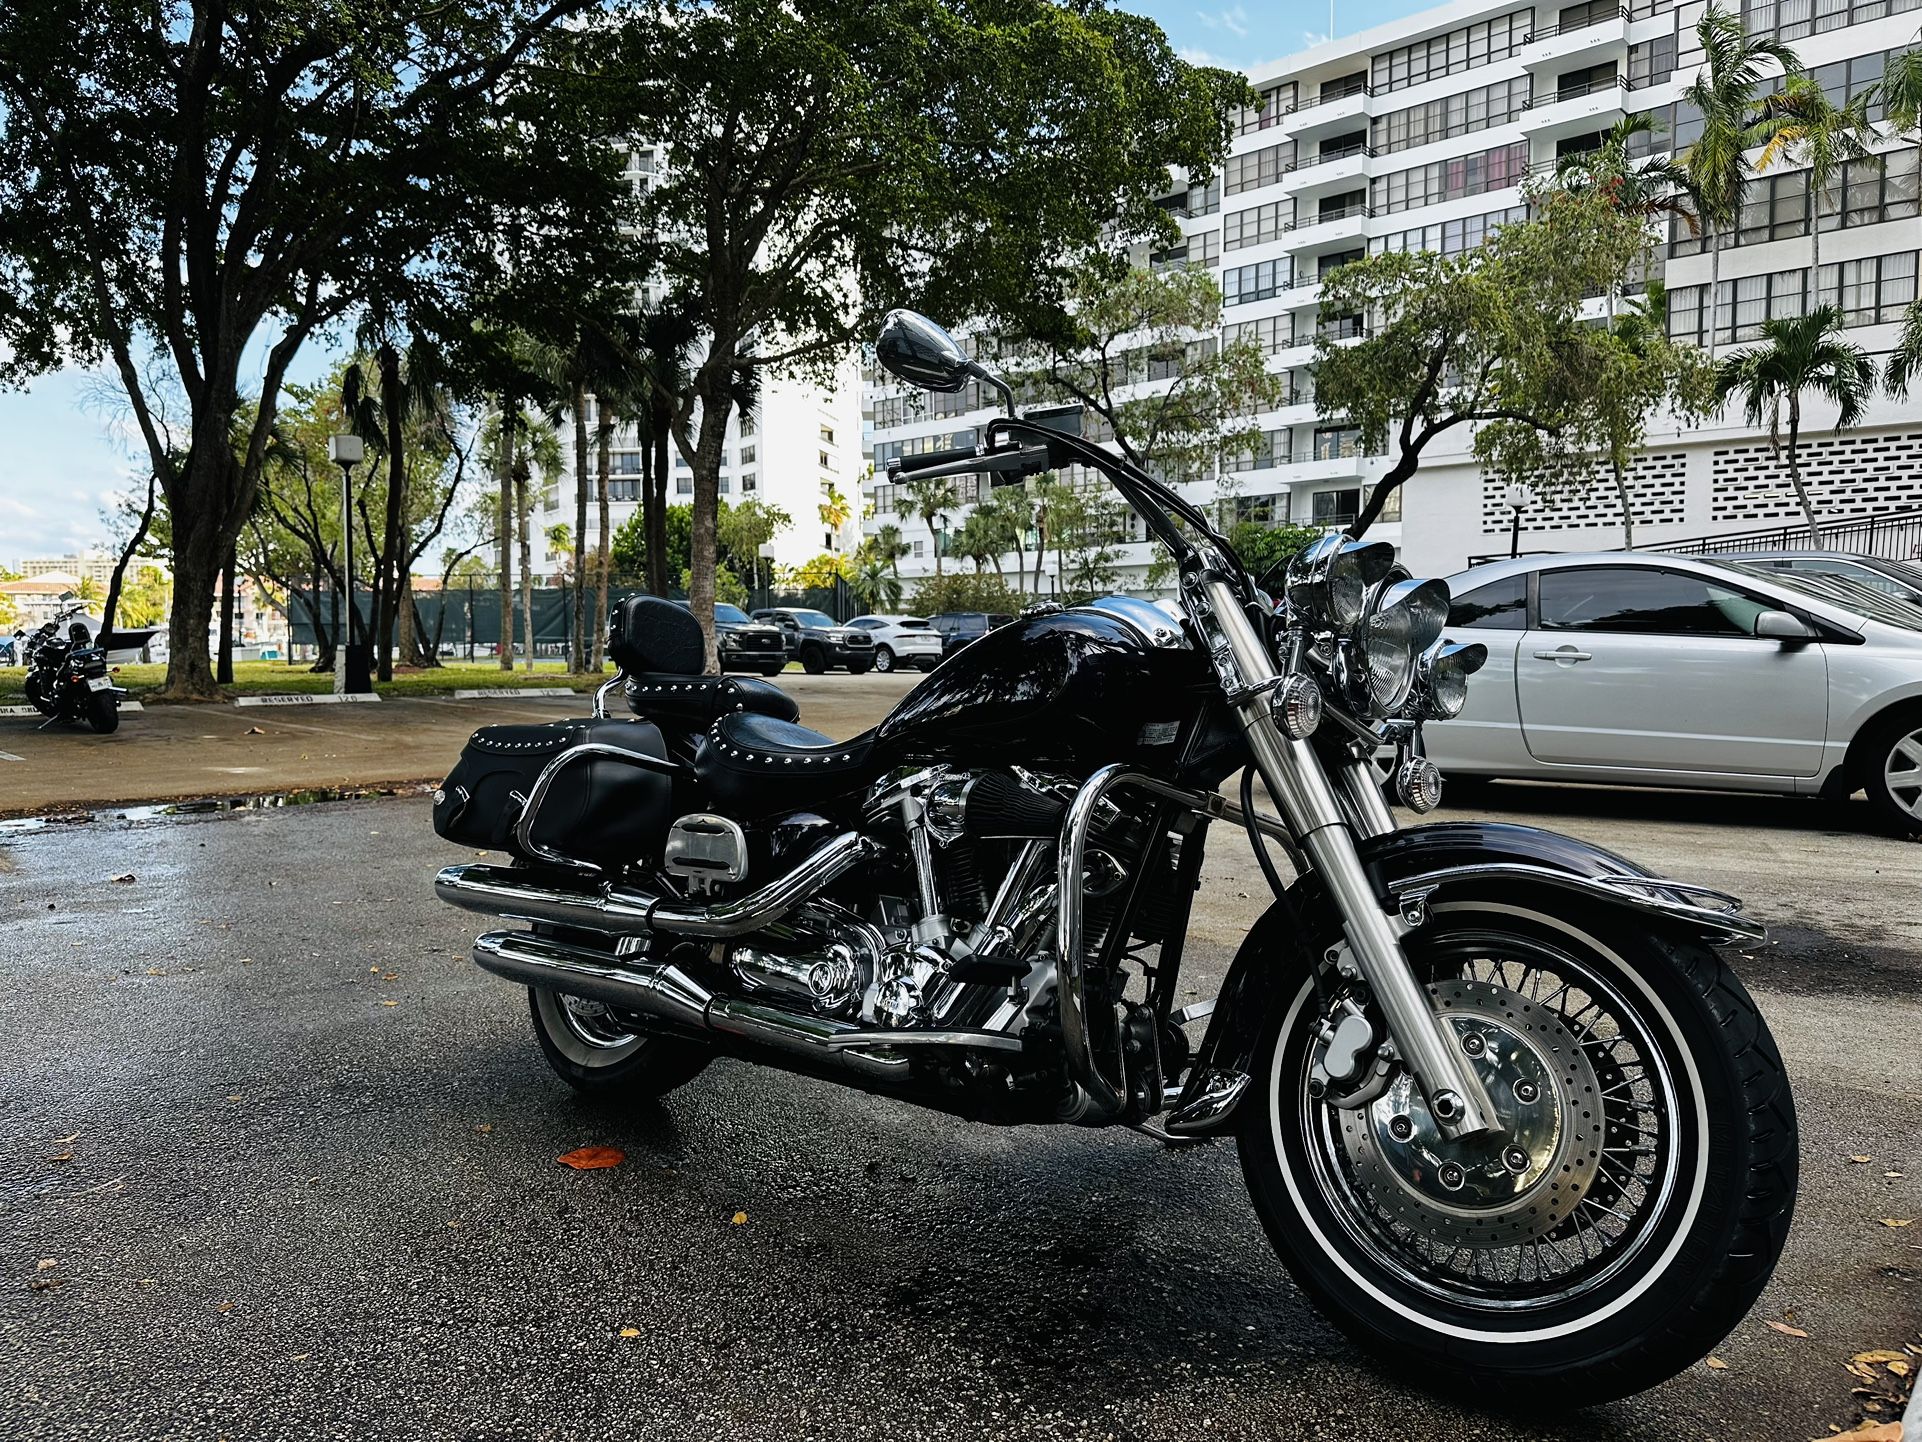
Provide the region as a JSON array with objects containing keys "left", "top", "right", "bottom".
[{"left": 1428, "top": 552, "right": 1922, "bottom": 833}]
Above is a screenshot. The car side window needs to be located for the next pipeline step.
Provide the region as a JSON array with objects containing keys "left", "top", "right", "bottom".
[
  {"left": 1446, "top": 574, "right": 1527, "bottom": 629},
  {"left": 1538, "top": 568, "right": 1761, "bottom": 636}
]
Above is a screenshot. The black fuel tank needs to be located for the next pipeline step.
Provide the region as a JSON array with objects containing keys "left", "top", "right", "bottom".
[{"left": 875, "top": 605, "right": 1206, "bottom": 770}]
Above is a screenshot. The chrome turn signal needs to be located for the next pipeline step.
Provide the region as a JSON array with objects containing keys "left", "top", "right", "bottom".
[
  {"left": 1273, "top": 673, "right": 1323, "bottom": 739},
  {"left": 1396, "top": 756, "right": 1443, "bottom": 813}
]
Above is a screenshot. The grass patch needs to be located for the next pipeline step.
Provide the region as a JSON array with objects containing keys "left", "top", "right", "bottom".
[{"left": 2, "top": 659, "right": 611, "bottom": 704}]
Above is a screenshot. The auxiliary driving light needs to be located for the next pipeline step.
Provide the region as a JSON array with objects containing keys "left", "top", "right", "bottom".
[
  {"left": 1272, "top": 672, "right": 1323, "bottom": 739},
  {"left": 1359, "top": 576, "right": 1450, "bottom": 716},
  {"left": 1286, "top": 536, "right": 1397, "bottom": 630},
  {"left": 1417, "top": 641, "right": 1488, "bottom": 720},
  {"left": 1396, "top": 756, "right": 1444, "bottom": 813}
]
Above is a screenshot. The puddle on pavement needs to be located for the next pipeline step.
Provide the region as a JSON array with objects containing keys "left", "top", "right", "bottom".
[{"left": 0, "top": 783, "right": 435, "bottom": 837}]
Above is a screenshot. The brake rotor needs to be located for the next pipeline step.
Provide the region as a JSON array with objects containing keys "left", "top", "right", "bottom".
[{"left": 1336, "top": 979, "right": 1604, "bottom": 1250}]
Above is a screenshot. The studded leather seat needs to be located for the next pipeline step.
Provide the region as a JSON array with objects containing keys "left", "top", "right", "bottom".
[
  {"left": 692, "top": 712, "right": 883, "bottom": 816},
  {"left": 625, "top": 673, "right": 799, "bottom": 729}
]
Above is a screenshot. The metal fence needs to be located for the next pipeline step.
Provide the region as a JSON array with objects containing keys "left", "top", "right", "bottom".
[{"left": 1466, "top": 506, "right": 1922, "bottom": 568}]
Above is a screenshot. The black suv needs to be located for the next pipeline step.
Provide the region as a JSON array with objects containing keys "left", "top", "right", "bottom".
[
  {"left": 676, "top": 601, "right": 788, "bottom": 675},
  {"left": 749, "top": 607, "right": 875, "bottom": 674},
  {"left": 928, "top": 611, "right": 1014, "bottom": 657}
]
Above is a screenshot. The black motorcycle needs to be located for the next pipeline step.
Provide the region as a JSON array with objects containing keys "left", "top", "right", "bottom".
[
  {"left": 19, "top": 596, "right": 124, "bottom": 733},
  {"left": 433, "top": 311, "right": 1795, "bottom": 1405}
]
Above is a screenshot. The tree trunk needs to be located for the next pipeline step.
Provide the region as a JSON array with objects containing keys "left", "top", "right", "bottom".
[
  {"left": 102, "top": 469, "right": 159, "bottom": 642},
  {"left": 928, "top": 510, "right": 944, "bottom": 577},
  {"left": 1614, "top": 459, "right": 1635, "bottom": 550},
  {"left": 594, "top": 414, "right": 612, "bottom": 671},
  {"left": 1707, "top": 221, "right": 1721, "bottom": 355},
  {"left": 686, "top": 373, "right": 733, "bottom": 673},
  {"left": 375, "top": 341, "right": 406, "bottom": 683},
  {"left": 571, "top": 379, "right": 590, "bottom": 672},
  {"left": 497, "top": 401, "right": 516, "bottom": 671},
  {"left": 1787, "top": 394, "right": 1821, "bottom": 547},
  {"left": 1350, "top": 451, "right": 1420, "bottom": 538},
  {"left": 217, "top": 545, "right": 237, "bottom": 684},
  {"left": 397, "top": 572, "right": 422, "bottom": 667},
  {"left": 648, "top": 392, "right": 672, "bottom": 596},
  {"left": 517, "top": 462, "right": 534, "bottom": 672}
]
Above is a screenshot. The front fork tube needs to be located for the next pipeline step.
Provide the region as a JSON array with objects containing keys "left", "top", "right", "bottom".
[{"left": 1203, "top": 580, "right": 1500, "bottom": 1140}]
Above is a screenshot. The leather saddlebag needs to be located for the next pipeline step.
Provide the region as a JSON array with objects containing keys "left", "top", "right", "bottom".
[{"left": 432, "top": 716, "right": 674, "bottom": 868}]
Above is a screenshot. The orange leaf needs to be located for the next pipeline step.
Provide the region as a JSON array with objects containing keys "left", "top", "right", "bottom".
[
  {"left": 1813, "top": 1424, "right": 1900, "bottom": 1442},
  {"left": 1879, "top": 1219, "right": 1914, "bottom": 1228},
  {"left": 1706, "top": 1356, "right": 1729, "bottom": 1370},
  {"left": 557, "top": 1146, "right": 624, "bottom": 1171},
  {"left": 730, "top": 1211, "right": 748, "bottom": 1226},
  {"left": 618, "top": 1327, "right": 641, "bottom": 1339},
  {"left": 1766, "top": 1321, "right": 1810, "bottom": 1338}
]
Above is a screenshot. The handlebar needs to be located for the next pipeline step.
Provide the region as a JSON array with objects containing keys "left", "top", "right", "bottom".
[{"left": 886, "top": 444, "right": 981, "bottom": 477}]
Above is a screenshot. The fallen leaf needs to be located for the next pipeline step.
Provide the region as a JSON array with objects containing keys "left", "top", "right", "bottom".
[
  {"left": 46, "top": 1152, "right": 72, "bottom": 1163},
  {"left": 557, "top": 1146, "right": 624, "bottom": 1171},
  {"left": 111, "top": 873, "right": 136, "bottom": 884},
  {"left": 1853, "top": 1351, "right": 1908, "bottom": 1365},
  {"left": 216, "top": 1301, "right": 234, "bottom": 1313},
  {"left": 380, "top": 1000, "right": 397, "bottom": 1007},
  {"left": 474, "top": 1123, "right": 494, "bottom": 1135},
  {"left": 28, "top": 1277, "right": 59, "bottom": 1292},
  {"left": 244, "top": 726, "right": 266, "bottom": 735},
  {"left": 1706, "top": 1356, "right": 1729, "bottom": 1370},
  {"left": 51, "top": 1133, "right": 79, "bottom": 1145},
  {"left": 381, "top": 971, "right": 398, "bottom": 982},
  {"left": 730, "top": 1211, "right": 748, "bottom": 1226},
  {"left": 1850, "top": 1155, "right": 1873, "bottom": 1164},
  {"left": 619, "top": 1327, "right": 641, "bottom": 1338},
  {"left": 34, "top": 1260, "right": 55, "bottom": 1272},
  {"left": 144, "top": 968, "right": 166, "bottom": 977},
  {"left": 1888, "top": 1359, "right": 1911, "bottom": 1378},
  {"left": 1879, "top": 1219, "right": 1914, "bottom": 1228},
  {"left": 1813, "top": 1424, "right": 1901, "bottom": 1442},
  {"left": 1766, "top": 1321, "right": 1810, "bottom": 1338},
  {"left": 1885, "top": 1172, "right": 1905, "bottom": 1179},
  {"left": 291, "top": 1353, "right": 310, "bottom": 1361}
]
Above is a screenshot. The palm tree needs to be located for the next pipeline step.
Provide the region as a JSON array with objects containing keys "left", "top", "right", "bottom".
[
  {"left": 1681, "top": 7, "right": 1801, "bottom": 353},
  {"left": 1556, "top": 114, "right": 1703, "bottom": 319},
  {"left": 901, "top": 474, "right": 959, "bottom": 578},
  {"left": 1879, "top": 41, "right": 1922, "bottom": 399},
  {"left": 818, "top": 484, "right": 853, "bottom": 543},
  {"left": 872, "top": 522, "right": 909, "bottom": 576},
  {"left": 849, "top": 554, "right": 904, "bottom": 612},
  {"left": 1751, "top": 72, "right": 1879, "bottom": 287},
  {"left": 633, "top": 302, "right": 702, "bottom": 598},
  {"left": 950, "top": 508, "right": 1005, "bottom": 575},
  {"left": 974, "top": 488, "right": 1030, "bottom": 591},
  {"left": 1712, "top": 305, "right": 1874, "bottom": 546}
]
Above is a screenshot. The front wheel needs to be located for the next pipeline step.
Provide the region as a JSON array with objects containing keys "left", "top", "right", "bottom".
[
  {"left": 1859, "top": 711, "right": 1922, "bottom": 836},
  {"left": 85, "top": 691, "right": 120, "bottom": 734},
  {"left": 799, "top": 646, "right": 827, "bottom": 675},
  {"left": 1236, "top": 899, "right": 1796, "bottom": 1406},
  {"left": 872, "top": 645, "right": 896, "bottom": 673},
  {"left": 528, "top": 987, "right": 712, "bottom": 1097}
]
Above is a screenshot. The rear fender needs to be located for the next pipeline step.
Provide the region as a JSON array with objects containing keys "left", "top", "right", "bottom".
[{"left": 1172, "top": 820, "right": 1762, "bottom": 1136}]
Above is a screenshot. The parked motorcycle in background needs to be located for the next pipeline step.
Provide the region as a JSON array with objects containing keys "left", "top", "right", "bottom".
[
  {"left": 20, "top": 595, "right": 126, "bottom": 733},
  {"left": 431, "top": 311, "right": 1798, "bottom": 1405}
]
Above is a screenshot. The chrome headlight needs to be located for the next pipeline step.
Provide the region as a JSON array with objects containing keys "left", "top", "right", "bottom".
[
  {"left": 1416, "top": 641, "right": 1488, "bottom": 720},
  {"left": 1285, "top": 535, "right": 1396, "bottom": 630},
  {"left": 1359, "top": 577, "right": 1449, "bottom": 717}
]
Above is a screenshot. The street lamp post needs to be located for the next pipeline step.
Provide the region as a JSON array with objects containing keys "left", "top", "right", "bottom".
[
  {"left": 329, "top": 434, "right": 365, "bottom": 695},
  {"left": 1504, "top": 482, "right": 1535, "bottom": 561}
]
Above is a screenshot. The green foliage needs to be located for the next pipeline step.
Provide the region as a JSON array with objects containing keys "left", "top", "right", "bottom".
[
  {"left": 1009, "top": 263, "right": 1285, "bottom": 485},
  {"left": 1310, "top": 186, "right": 1653, "bottom": 534},
  {"left": 1877, "top": 44, "right": 1922, "bottom": 397},
  {"left": 679, "top": 564, "right": 749, "bottom": 607},
  {"left": 788, "top": 553, "right": 852, "bottom": 589},
  {"left": 908, "top": 573, "right": 1024, "bottom": 618},
  {"left": 613, "top": 499, "right": 786, "bottom": 590},
  {"left": 1228, "top": 522, "right": 1323, "bottom": 584},
  {"left": 116, "top": 565, "right": 172, "bottom": 628},
  {"left": 613, "top": 505, "right": 693, "bottom": 586},
  {"left": 1750, "top": 71, "right": 1877, "bottom": 275},
  {"left": 849, "top": 555, "right": 904, "bottom": 612}
]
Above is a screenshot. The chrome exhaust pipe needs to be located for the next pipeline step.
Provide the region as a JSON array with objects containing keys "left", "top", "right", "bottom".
[
  {"left": 435, "top": 833, "right": 882, "bottom": 940},
  {"left": 473, "top": 930, "right": 908, "bottom": 1079}
]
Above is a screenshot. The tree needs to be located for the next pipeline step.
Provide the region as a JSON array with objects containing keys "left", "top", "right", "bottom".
[
  {"left": 1309, "top": 186, "right": 1651, "bottom": 535},
  {"left": 1712, "top": 305, "right": 1874, "bottom": 547},
  {"left": 849, "top": 553, "right": 904, "bottom": 612},
  {"left": 1554, "top": 114, "right": 1702, "bottom": 318},
  {"left": 1876, "top": 42, "right": 1922, "bottom": 399},
  {"left": 951, "top": 507, "right": 1011, "bottom": 576},
  {"left": 1680, "top": 7, "right": 1801, "bottom": 355},
  {"left": 719, "top": 498, "right": 792, "bottom": 599},
  {"left": 900, "top": 476, "right": 960, "bottom": 578},
  {"left": 1009, "top": 263, "right": 1284, "bottom": 483},
  {"left": 1751, "top": 72, "right": 1879, "bottom": 283},
  {"left": 971, "top": 488, "right": 1031, "bottom": 591},
  {"left": 599, "top": 0, "right": 1246, "bottom": 669},
  {"left": 871, "top": 522, "right": 910, "bottom": 576},
  {"left": 1229, "top": 521, "right": 1322, "bottom": 585},
  {"left": 1591, "top": 285, "right": 1717, "bottom": 549},
  {"left": 0, "top": 0, "right": 620, "bottom": 699}
]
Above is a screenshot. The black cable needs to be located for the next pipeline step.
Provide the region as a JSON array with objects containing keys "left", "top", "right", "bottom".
[{"left": 1241, "top": 763, "right": 1291, "bottom": 903}]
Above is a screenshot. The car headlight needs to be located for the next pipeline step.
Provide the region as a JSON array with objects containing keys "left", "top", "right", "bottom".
[
  {"left": 1285, "top": 535, "right": 1396, "bottom": 630},
  {"left": 1416, "top": 641, "right": 1487, "bottom": 719},
  {"left": 1358, "top": 576, "right": 1448, "bottom": 717}
]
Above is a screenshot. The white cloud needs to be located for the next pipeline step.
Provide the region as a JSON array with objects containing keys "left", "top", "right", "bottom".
[
  {"left": 1195, "top": 4, "right": 1252, "bottom": 36},
  {"left": 1178, "top": 43, "right": 1240, "bottom": 66}
]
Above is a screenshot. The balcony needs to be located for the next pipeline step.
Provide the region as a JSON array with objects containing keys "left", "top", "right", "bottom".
[
  {"left": 1518, "top": 7, "right": 1630, "bottom": 72},
  {"left": 1281, "top": 143, "right": 1376, "bottom": 200},
  {"left": 1520, "top": 76, "right": 1634, "bottom": 142},
  {"left": 1283, "top": 200, "right": 1374, "bottom": 252},
  {"left": 1281, "top": 85, "right": 1374, "bottom": 142}
]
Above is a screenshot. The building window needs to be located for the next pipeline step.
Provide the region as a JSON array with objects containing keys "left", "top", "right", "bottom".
[
  {"left": 1227, "top": 428, "right": 1295, "bottom": 472},
  {"left": 1223, "top": 258, "right": 1291, "bottom": 306},
  {"left": 1369, "top": 10, "right": 1534, "bottom": 96},
  {"left": 1224, "top": 199, "right": 1294, "bottom": 250},
  {"left": 1225, "top": 313, "right": 1296, "bottom": 354},
  {"left": 1669, "top": 267, "right": 1818, "bottom": 346},
  {"left": 1227, "top": 141, "right": 1296, "bottom": 196},
  {"left": 1236, "top": 82, "right": 1296, "bottom": 134},
  {"left": 820, "top": 425, "right": 835, "bottom": 444},
  {"left": 1822, "top": 251, "right": 1918, "bottom": 328},
  {"left": 739, "top": 416, "right": 755, "bottom": 438},
  {"left": 742, "top": 472, "right": 756, "bottom": 493},
  {"left": 1371, "top": 76, "right": 1532, "bottom": 155},
  {"left": 1372, "top": 142, "right": 1529, "bottom": 215},
  {"left": 1741, "top": 0, "right": 1922, "bottom": 42},
  {"left": 1313, "top": 426, "right": 1364, "bottom": 460},
  {"left": 911, "top": 539, "right": 925, "bottom": 557},
  {"left": 1160, "top": 175, "right": 1223, "bottom": 217},
  {"left": 677, "top": 476, "right": 693, "bottom": 495},
  {"left": 1626, "top": 32, "right": 1678, "bottom": 88},
  {"left": 741, "top": 445, "right": 756, "bottom": 464},
  {"left": 718, "top": 477, "right": 730, "bottom": 495},
  {"left": 818, "top": 449, "right": 834, "bottom": 471},
  {"left": 1375, "top": 205, "right": 1527, "bottom": 256},
  {"left": 1311, "top": 488, "right": 1362, "bottom": 524}
]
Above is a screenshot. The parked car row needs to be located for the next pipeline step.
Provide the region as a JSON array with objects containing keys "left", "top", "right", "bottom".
[
  {"left": 1428, "top": 550, "right": 1922, "bottom": 833},
  {"left": 688, "top": 603, "right": 1020, "bottom": 676}
]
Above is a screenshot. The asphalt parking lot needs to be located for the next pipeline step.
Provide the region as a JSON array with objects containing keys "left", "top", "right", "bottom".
[{"left": 1, "top": 753, "right": 1917, "bottom": 1439}]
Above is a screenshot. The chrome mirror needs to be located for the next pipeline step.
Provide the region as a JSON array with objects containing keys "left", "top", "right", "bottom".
[
  {"left": 1753, "top": 609, "right": 1815, "bottom": 641},
  {"left": 876, "top": 311, "right": 972, "bottom": 393}
]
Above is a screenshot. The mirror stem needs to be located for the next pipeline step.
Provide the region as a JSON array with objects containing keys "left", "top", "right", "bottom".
[{"left": 968, "top": 361, "right": 1017, "bottom": 419}]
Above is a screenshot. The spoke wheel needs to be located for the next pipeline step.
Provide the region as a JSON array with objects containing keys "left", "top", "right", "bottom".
[{"left": 528, "top": 987, "right": 713, "bottom": 1097}]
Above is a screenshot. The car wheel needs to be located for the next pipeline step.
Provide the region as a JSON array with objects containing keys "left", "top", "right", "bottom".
[
  {"left": 846, "top": 660, "right": 873, "bottom": 675},
  {"left": 800, "top": 646, "right": 827, "bottom": 675},
  {"left": 873, "top": 645, "right": 895, "bottom": 673},
  {"left": 1861, "top": 711, "right": 1922, "bottom": 836},
  {"left": 761, "top": 662, "right": 786, "bottom": 677}
]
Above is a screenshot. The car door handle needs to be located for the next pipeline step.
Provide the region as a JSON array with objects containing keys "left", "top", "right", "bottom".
[{"left": 1532, "top": 647, "right": 1592, "bottom": 662}]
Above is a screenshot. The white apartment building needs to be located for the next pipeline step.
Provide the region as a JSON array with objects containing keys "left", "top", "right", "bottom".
[{"left": 865, "top": 0, "right": 1922, "bottom": 587}]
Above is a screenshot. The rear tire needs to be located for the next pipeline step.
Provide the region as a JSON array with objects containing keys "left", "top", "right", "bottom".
[
  {"left": 528, "top": 987, "right": 712, "bottom": 1098},
  {"left": 873, "top": 645, "right": 896, "bottom": 673},
  {"left": 846, "top": 659, "right": 872, "bottom": 675},
  {"left": 800, "top": 646, "right": 827, "bottom": 675},
  {"left": 761, "top": 662, "right": 787, "bottom": 677},
  {"left": 85, "top": 692, "right": 120, "bottom": 734},
  {"left": 1235, "top": 899, "right": 1796, "bottom": 1406},
  {"left": 1858, "top": 711, "right": 1922, "bottom": 837}
]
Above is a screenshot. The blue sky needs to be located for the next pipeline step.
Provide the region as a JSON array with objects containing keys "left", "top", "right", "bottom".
[{"left": 0, "top": 0, "right": 1435, "bottom": 567}]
